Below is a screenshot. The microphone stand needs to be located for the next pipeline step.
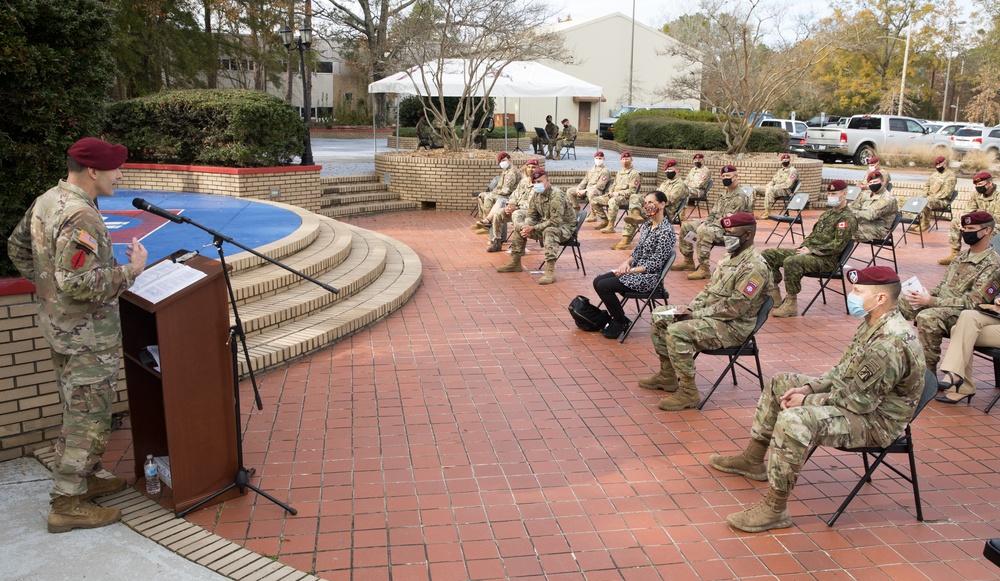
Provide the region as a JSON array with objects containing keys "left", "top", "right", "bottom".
[{"left": 147, "top": 210, "right": 338, "bottom": 518}]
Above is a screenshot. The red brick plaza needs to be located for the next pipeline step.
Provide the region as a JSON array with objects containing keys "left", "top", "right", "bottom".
[{"left": 106, "top": 208, "right": 1000, "bottom": 580}]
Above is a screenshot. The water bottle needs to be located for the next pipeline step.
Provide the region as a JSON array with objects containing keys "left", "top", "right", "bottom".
[{"left": 144, "top": 454, "right": 161, "bottom": 496}]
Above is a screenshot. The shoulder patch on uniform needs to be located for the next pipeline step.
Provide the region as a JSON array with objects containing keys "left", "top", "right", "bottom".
[
  {"left": 633, "top": 178, "right": 640, "bottom": 186},
  {"left": 71, "top": 249, "right": 87, "bottom": 270},
  {"left": 74, "top": 229, "right": 98, "bottom": 253},
  {"left": 837, "top": 221, "right": 848, "bottom": 229},
  {"left": 601, "top": 174, "right": 608, "bottom": 181},
  {"left": 743, "top": 278, "right": 759, "bottom": 296},
  {"left": 504, "top": 176, "right": 511, "bottom": 183},
  {"left": 986, "top": 280, "right": 999, "bottom": 297},
  {"left": 857, "top": 361, "right": 877, "bottom": 383}
]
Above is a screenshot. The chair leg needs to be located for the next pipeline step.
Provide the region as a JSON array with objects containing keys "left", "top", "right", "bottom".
[
  {"left": 827, "top": 447, "right": 892, "bottom": 526},
  {"left": 696, "top": 344, "right": 749, "bottom": 410},
  {"left": 753, "top": 347, "right": 765, "bottom": 392},
  {"left": 840, "top": 276, "right": 850, "bottom": 313},
  {"left": 987, "top": 356, "right": 1000, "bottom": 413},
  {"left": 906, "top": 430, "right": 923, "bottom": 521},
  {"left": 729, "top": 354, "right": 739, "bottom": 384}
]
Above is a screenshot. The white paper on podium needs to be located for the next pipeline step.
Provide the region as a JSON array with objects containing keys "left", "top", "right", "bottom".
[
  {"left": 130, "top": 261, "right": 207, "bottom": 304},
  {"left": 901, "top": 276, "right": 924, "bottom": 295}
]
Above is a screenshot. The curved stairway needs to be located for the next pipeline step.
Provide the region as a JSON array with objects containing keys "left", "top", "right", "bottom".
[{"left": 224, "top": 200, "right": 422, "bottom": 376}]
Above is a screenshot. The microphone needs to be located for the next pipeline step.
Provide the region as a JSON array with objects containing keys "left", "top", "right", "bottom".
[{"left": 132, "top": 198, "right": 184, "bottom": 224}]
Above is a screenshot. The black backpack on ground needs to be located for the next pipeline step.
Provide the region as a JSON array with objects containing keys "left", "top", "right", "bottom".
[{"left": 569, "top": 295, "right": 610, "bottom": 332}]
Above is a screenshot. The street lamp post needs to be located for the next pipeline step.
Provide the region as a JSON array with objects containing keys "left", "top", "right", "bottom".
[
  {"left": 940, "top": 19, "right": 967, "bottom": 121},
  {"left": 280, "top": 23, "right": 314, "bottom": 166}
]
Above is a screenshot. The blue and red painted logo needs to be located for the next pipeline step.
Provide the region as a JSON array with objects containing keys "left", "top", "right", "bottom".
[{"left": 102, "top": 209, "right": 182, "bottom": 244}]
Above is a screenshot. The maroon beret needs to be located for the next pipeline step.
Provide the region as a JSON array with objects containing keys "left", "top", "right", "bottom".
[
  {"left": 867, "top": 171, "right": 883, "bottom": 180},
  {"left": 962, "top": 211, "right": 993, "bottom": 226},
  {"left": 780, "top": 153, "right": 791, "bottom": 160},
  {"left": 497, "top": 152, "right": 511, "bottom": 162},
  {"left": 524, "top": 158, "right": 539, "bottom": 167},
  {"left": 827, "top": 179, "right": 848, "bottom": 192},
  {"left": 721, "top": 165, "right": 737, "bottom": 174},
  {"left": 974, "top": 171, "right": 993, "bottom": 183},
  {"left": 721, "top": 212, "right": 755, "bottom": 228},
  {"left": 594, "top": 151, "right": 605, "bottom": 158},
  {"left": 692, "top": 153, "right": 704, "bottom": 160},
  {"left": 561, "top": 118, "right": 569, "bottom": 123},
  {"left": 664, "top": 159, "right": 678, "bottom": 169},
  {"left": 846, "top": 266, "right": 899, "bottom": 285},
  {"left": 868, "top": 156, "right": 880, "bottom": 164},
  {"left": 934, "top": 156, "right": 947, "bottom": 164},
  {"left": 620, "top": 151, "right": 632, "bottom": 159},
  {"left": 531, "top": 169, "right": 547, "bottom": 181},
  {"left": 67, "top": 137, "right": 128, "bottom": 171}
]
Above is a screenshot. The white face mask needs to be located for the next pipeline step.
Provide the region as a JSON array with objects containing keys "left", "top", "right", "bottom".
[
  {"left": 533, "top": 183, "right": 545, "bottom": 194},
  {"left": 723, "top": 235, "right": 742, "bottom": 252},
  {"left": 499, "top": 160, "right": 510, "bottom": 170},
  {"left": 594, "top": 158, "right": 604, "bottom": 166},
  {"left": 827, "top": 195, "right": 840, "bottom": 207},
  {"left": 868, "top": 165, "right": 876, "bottom": 172}
]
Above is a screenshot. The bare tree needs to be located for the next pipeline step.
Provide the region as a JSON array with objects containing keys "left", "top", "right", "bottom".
[
  {"left": 657, "top": 0, "right": 835, "bottom": 154},
  {"left": 392, "top": 0, "right": 569, "bottom": 150}
]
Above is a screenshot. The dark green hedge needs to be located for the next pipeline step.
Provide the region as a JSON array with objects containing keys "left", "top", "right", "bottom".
[
  {"left": 614, "top": 112, "right": 789, "bottom": 153},
  {"left": 103, "top": 89, "right": 306, "bottom": 167}
]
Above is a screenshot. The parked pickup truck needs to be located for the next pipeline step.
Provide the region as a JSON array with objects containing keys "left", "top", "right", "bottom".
[{"left": 804, "top": 114, "right": 942, "bottom": 165}]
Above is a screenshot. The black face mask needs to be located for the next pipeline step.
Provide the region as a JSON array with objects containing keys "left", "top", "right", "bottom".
[
  {"left": 869, "top": 183, "right": 881, "bottom": 193},
  {"left": 936, "top": 166, "right": 945, "bottom": 173},
  {"left": 962, "top": 229, "right": 984, "bottom": 246},
  {"left": 722, "top": 178, "right": 733, "bottom": 187},
  {"left": 976, "top": 185, "right": 989, "bottom": 194},
  {"left": 694, "top": 162, "right": 702, "bottom": 168},
  {"left": 666, "top": 171, "right": 676, "bottom": 179},
  {"left": 781, "top": 161, "right": 790, "bottom": 167}
]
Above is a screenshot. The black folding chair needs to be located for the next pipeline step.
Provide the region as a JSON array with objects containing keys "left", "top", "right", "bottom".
[
  {"left": 805, "top": 370, "right": 937, "bottom": 526},
  {"left": 768, "top": 178, "right": 801, "bottom": 215},
  {"left": 614, "top": 186, "right": 642, "bottom": 227},
  {"left": 852, "top": 211, "right": 902, "bottom": 272},
  {"left": 670, "top": 193, "right": 690, "bottom": 227},
  {"left": 536, "top": 209, "right": 589, "bottom": 275},
  {"left": 932, "top": 189, "right": 959, "bottom": 230},
  {"left": 686, "top": 179, "right": 713, "bottom": 219},
  {"left": 693, "top": 296, "right": 773, "bottom": 410},
  {"left": 562, "top": 139, "right": 577, "bottom": 160},
  {"left": 972, "top": 346, "right": 1000, "bottom": 413},
  {"left": 898, "top": 196, "right": 929, "bottom": 248},
  {"left": 513, "top": 122, "right": 527, "bottom": 153},
  {"left": 616, "top": 251, "right": 676, "bottom": 343},
  {"left": 801, "top": 241, "right": 856, "bottom": 316},
  {"left": 764, "top": 193, "right": 809, "bottom": 246}
]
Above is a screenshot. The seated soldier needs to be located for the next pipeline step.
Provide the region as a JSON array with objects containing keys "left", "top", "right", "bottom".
[
  {"left": 643, "top": 212, "right": 772, "bottom": 410},
  {"left": 472, "top": 152, "right": 521, "bottom": 233},
  {"left": 531, "top": 115, "right": 558, "bottom": 156},
  {"left": 568, "top": 151, "right": 611, "bottom": 215},
  {"left": 940, "top": 171, "right": 1000, "bottom": 265},
  {"left": 495, "top": 168, "right": 575, "bottom": 285},
  {"left": 656, "top": 159, "right": 691, "bottom": 222},
  {"left": 899, "top": 211, "right": 1000, "bottom": 374},
  {"left": 552, "top": 118, "right": 577, "bottom": 160},
  {"left": 486, "top": 159, "right": 538, "bottom": 253},
  {"left": 850, "top": 170, "right": 898, "bottom": 243},
  {"left": 415, "top": 112, "right": 441, "bottom": 149},
  {"left": 914, "top": 156, "right": 957, "bottom": 232},
  {"left": 709, "top": 265, "right": 924, "bottom": 532},
  {"left": 591, "top": 152, "right": 641, "bottom": 249},
  {"left": 753, "top": 153, "right": 797, "bottom": 219},
  {"left": 686, "top": 153, "right": 711, "bottom": 197},
  {"left": 673, "top": 165, "right": 752, "bottom": 280},
  {"left": 936, "top": 295, "right": 1000, "bottom": 404},
  {"left": 858, "top": 156, "right": 891, "bottom": 190},
  {"left": 763, "top": 180, "right": 857, "bottom": 318}
]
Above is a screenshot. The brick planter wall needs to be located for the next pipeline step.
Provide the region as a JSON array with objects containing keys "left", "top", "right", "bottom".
[
  {"left": 117, "top": 164, "right": 323, "bottom": 213},
  {"left": 659, "top": 154, "right": 825, "bottom": 211},
  {"left": 374, "top": 153, "right": 547, "bottom": 211},
  {"left": 0, "top": 280, "right": 128, "bottom": 461}
]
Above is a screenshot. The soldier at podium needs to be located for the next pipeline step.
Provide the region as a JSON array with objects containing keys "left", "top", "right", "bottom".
[{"left": 7, "top": 137, "right": 148, "bottom": 533}]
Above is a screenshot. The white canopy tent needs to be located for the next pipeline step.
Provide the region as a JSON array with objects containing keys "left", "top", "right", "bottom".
[{"left": 367, "top": 59, "right": 604, "bottom": 152}]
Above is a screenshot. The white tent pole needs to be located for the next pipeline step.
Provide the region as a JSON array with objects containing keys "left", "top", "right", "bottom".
[
  {"left": 395, "top": 96, "right": 400, "bottom": 152},
  {"left": 372, "top": 93, "right": 377, "bottom": 156},
  {"left": 504, "top": 97, "right": 508, "bottom": 151},
  {"left": 596, "top": 100, "right": 601, "bottom": 151}
]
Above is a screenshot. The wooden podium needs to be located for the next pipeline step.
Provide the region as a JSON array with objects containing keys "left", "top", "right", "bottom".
[{"left": 120, "top": 254, "right": 243, "bottom": 513}]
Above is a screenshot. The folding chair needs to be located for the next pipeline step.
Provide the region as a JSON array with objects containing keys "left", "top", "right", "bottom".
[
  {"left": 512, "top": 122, "right": 527, "bottom": 153},
  {"left": 616, "top": 251, "right": 676, "bottom": 343},
  {"left": 972, "top": 346, "right": 1000, "bottom": 413},
  {"left": 693, "top": 295, "right": 773, "bottom": 410},
  {"left": 670, "top": 193, "right": 690, "bottom": 227},
  {"left": 852, "top": 211, "right": 902, "bottom": 272},
  {"left": 932, "top": 190, "right": 959, "bottom": 230},
  {"left": 769, "top": 179, "right": 801, "bottom": 215},
  {"left": 471, "top": 176, "right": 501, "bottom": 216},
  {"left": 536, "top": 209, "right": 589, "bottom": 275},
  {"left": 562, "top": 140, "right": 577, "bottom": 160},
  {"left": 685, "top": 179, "right": 713, "bottom": 219},
  {"left": 801, "top": 241, "right": 856, "bottom": 316},
  {"left": 846, "top": 186, "right": 861, "bottom": 202},
  {"left": 764, "top": 193, "right": 809, "bottom": 246},
  {"left": 614, "top": 186, "right": 642, "bottom": 227},
  {"left": 806, "top": 369, "right": 938, "bottom": 526},
  {"left": 898, "top": 197, "right": 929, "bottom": 248}
]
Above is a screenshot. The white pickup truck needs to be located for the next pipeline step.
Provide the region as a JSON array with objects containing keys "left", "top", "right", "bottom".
[{"left": 804, "top": 114, "right": 941, "bottom": 165}]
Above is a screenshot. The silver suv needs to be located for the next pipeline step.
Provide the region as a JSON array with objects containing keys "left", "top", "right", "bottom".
[{"left": 951, "top": 126, "right": 1000, "bottom": 156}]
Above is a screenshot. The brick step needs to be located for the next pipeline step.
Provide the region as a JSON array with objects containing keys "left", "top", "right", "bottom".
[
  {"left": 320, "top": 173, "right": 379, "bottom": 185},
  {"left": 236, "top": 224, "right": 387, "bottom": 337},
  {"left": 321, "top": 182, "right": 389, "bottom": 195},
  {"left": 319, "top": 200, "right": 420, "bottom": 219},
  {"left": 321, "top": 191, "right": 399, "bottom": 207},
  {"left": 240, "top": 232, "right": 422, "bottom": 375},
  {"left": 226, "top": 207, "right": 322, "bottom": 273}
]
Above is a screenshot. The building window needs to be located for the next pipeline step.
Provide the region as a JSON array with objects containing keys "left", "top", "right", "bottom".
[
  {"left": 317, "top": 61, "right": 334, "bottom": 74},
  {"left": 220, "top": 58, "right": 255, "bottom": 71}
]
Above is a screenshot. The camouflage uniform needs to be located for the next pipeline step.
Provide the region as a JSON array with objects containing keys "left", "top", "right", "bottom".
[
  {"left": 554, "top": 124, "right": 577, "bottom": 157},
  {"left": 651, "top": 246, "right": 772, "bottom": 379},
  {"left": 592, "top": 166, "right": 641, "bottom": 228},
  {"left": 899, "top": 247, "right": 1000, "bottom": 369},
  {"left": 920, "top": 169, "right": 957, "bottom": 228},
  {"left": 532, "top": 121, "right": 558, "bottom": 155},
  {"left": 762, "top": 206, "right": 856, "bottom": 295},
  {"left": 686, "top": 165, "right": 711, "bottom": 197},
  {"left": 748, "top": 308, "right": 924, "bottom": 493},
  {"left": 567, "top": 165, "right": 611, "bottom": 210},
  {"left": 754, "top": 165, "right": 797, "bottom": 212},
  {"left": 478, "top": 165, "right": 521, "bottom": 219},
  {"left": 416, "top": 117, "right": 439, "bottom": 148},
  {"left": 656, "top": 176, "right": 691, "bottom": 222},
  {"left": 948, "top": 186, "right": 1000, "bottom": 252},
  {"left": 509, "top": 185, "right": 575, "bottom": 261},
  {"left": 850, "top": 188, "right": 898, "bottom": 241},
  {"left": 859, "top": 168, "right": 891, "bottom": 189},
  {"left": 7, "top": 180, "right": 140, "bottom": 498},
  {"left": 490, "top": 176, "right": 534, "bottom": 239},
  {"left": 679, "top": 186, "right": 752, "bottom": 263}
]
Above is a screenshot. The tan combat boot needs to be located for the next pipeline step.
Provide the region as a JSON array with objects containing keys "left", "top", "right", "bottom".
[
  {"left": 687, "top": 263, "right": 711, "bottom": 280},
  {"left": 593, "top": 217, "right": 609, "bottom": 230},
  {"left": 757, "top": 210, "right": 770, "bottom": 220},
  {"left": 638, "top": 355, "right": 679, "bottom": 391},
  {"left": 773, "top": 294, "right": 799, "bottom": 318},
  {"left": 585, "top": 210, "right": 598, "bottom": 223},
  {"left": 726, "top": 488, "right": 792, "bottom": 533},
  {"left": 611, "top": 234, "right": 635, "bottom": 250},
  {"left": 486, "top": 238, "right": 503, "bottom": 253},
  {"left": 600, "top": 222, "right": 617, "bottom": 234},
  {"left": 82, "top": 474, "right": 127, "bottom": 501},
  {"left": 671, "top": 253, "right": 696, "bottom": 272},
  {"left": 623, "top": 208, "right": 646, "bottom": 225},
  {"left": 768, "top": 288, "right": 783, "bottom": 309},
  {"left": 658, "top": 376, "right": 701, "bottom": 410},
  {"left": 48, "top": 495, "right": 122, "bottom": 533},
  {"left": 708, "top": 438, "right": 769, "bottom": 481},
  {"left": 538, "top": 260, "right": 557, "bottom": 285},
  {"left": 496, "top": 254, "right": 523, "bottom": 273},
  {"left": 938, "top": 249, "right": 959, "bottom": 265}
]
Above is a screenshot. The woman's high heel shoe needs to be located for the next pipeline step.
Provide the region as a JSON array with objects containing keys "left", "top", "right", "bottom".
[
  {"left": 938, "top": 371, "right": 964, "bottom": 391},
  {"left": 935, "top": 388, "right": 975, "bottom": 404}
]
